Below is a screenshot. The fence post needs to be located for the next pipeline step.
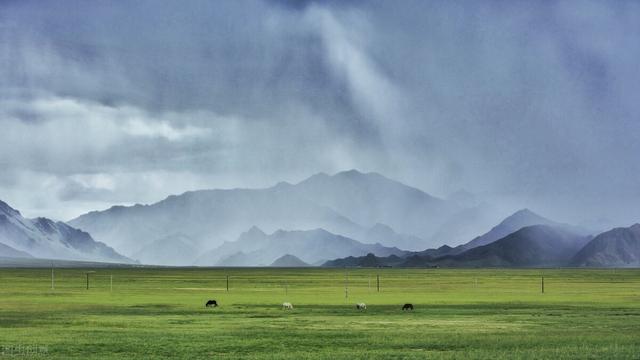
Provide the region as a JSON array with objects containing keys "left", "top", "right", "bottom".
[
  {"left": 226, "top": 275, "right": 229, "bottom": 292},
  {"left": 377, "top": 274, "right": 380, "bottom": 292},
  {"left": 541, "top": 275, "right": 544, "bottom": 294}
]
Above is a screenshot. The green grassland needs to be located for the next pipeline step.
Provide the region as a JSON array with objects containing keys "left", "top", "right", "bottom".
[{"left": 1, "top": 268, "right": 639, "bottom": 359}]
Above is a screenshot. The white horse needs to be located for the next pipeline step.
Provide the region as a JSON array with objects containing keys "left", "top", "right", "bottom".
[
  {"left": 282, "top": 302, "right": 293, "bottom": 310},
  {"left": 356, "top": 303, "right": 366, "bottom": 310}
]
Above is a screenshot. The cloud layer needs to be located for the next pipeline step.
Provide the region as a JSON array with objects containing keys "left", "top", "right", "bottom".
[{"left": 1, "top": 0, "right": 639, "bottom": 227}]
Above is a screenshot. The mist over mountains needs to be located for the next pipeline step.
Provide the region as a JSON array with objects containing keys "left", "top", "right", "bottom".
[
  {"left": 325, "top": 222, "right": 640, "bottom": 269},
  {"left": 69, "top": 170, "right": 486, "bottom": 265},
  {"left": 195, "top": 227, "right": 406, "bottom": 267},
  {"left": 1, "top": 170, "right": 639, "bottom": 268}
]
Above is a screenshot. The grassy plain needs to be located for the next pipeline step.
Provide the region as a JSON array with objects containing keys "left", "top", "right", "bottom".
[{"left": 0, "top": 267, "right": 639, "bottom": 359}]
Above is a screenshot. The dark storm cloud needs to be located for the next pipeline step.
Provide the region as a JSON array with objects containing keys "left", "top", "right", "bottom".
[{"left": 0, "top": 0, "right": 639, "bottom": 225}]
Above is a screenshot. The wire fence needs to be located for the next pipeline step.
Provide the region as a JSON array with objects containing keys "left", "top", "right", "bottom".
[{"left": 1, "top": 268, "right": 637, "bottom": 301}]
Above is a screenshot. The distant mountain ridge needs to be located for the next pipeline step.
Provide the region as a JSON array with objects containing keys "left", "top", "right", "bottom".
[
  {"left": 325, "top": 224, "right": 591, "bottom": 268},
  {"left": 418, "top": 209, "right": 589, "bottom": 258},
  {"left": 284, "top": 170, "right": 457, "bottom": 243},
  {"left": 0, "top": 200, "right": 132, "bottom": 263},
  {"left": 197, "top": 227, "right": 407, "bottom": 266},
  {"left": 571, "top": 224, "right": 640, "bottom": 267},
  {"left": 60, "top": 170, "right": 639, "bottom": 268},
  {"left": 71, "top": 185, "right": 362, "bottom": 257},
  {"left": 456, "top": 209, "right": 565, "bottom": 251},
  {"left": 324, "top": 210, "right": 599, "bottom": 268},
  {"left": 70, "top": 170, "right": 460, "bottom": 263},
  {"left": 360, "top": 223, "right": 425, "bottom": 250},
  {"left": 429, "top": 225, "right": 591, "bottom": 267}
]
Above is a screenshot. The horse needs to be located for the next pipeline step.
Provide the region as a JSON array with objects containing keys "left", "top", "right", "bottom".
[
  {"left": 402, "top": 303, "right": 414, "bottom": 311},
  {"left": 205, "top": 300, "right": 218, "bottom": 307},
  {"left": 356, "top": 303, "right": 367, "bottom": 310},
  {"left": 282, "top": 302, "right": 293, "bottom": 310}
]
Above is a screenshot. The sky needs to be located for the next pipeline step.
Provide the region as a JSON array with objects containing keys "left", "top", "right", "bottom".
[{"left": 0, "top": 0, "right": 639, "bottom": 227}]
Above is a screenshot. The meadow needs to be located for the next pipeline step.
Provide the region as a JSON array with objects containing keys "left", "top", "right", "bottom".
[{"left": 0, "top": 267, "right": 639, "bottom": 359}]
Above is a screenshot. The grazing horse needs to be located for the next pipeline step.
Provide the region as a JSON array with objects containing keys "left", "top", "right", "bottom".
[
  {"left": 356, "top": 303, "right": 367, "bottom": 310},
  {"left": 205, "top": 300, "right": 218, "bottom": 307},
  {"left": 282, "top": 302, "right": 293, "bottom": 310},
  {"left": 402, "top": 303, "right": 414, "bottom": 311}
]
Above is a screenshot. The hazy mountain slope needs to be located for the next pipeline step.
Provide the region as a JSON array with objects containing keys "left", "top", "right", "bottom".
[
  {"left": 0, "top": 242, "right": 33, "bottom": 258},
  {"left": 216, "top": 251, "right": 253, "bottom": 266},
  {"left": 359, "top": 223, "right": 425, "bottom": 251},
  {"left": 429, "top": 203, "right": 504, "bottom": 248},
  {"left": 198, "top": 228, "right": 407, "bottom": 266},
  {"left": 69, "top": 170, "right": 462, "bottom": 260},
  {"left": 132, "top": 234, "right": 199, "bottom": 266},
  {"left": 194, "top": 226, "right": 267, "bottom": 265},
  {"left": 429, "top": 225, "right": 591, "bottom": 267},
  {"left": 571, "top": 224, "right": 640, "bottom": 267},
  {"left": 459, "top": 209, "right": 554, "bottom": 250},
  {"left": 284, "top": 170, "right": 458, "bottom": 245},
  {"left": 322, "top": 210, "right": 593, "bottom": 268},
  {"left": 451, "top": 209, "right": 588, "bottom": 254},
  {"left": 0, "top": 200, "right": 131, "bottom": 263},
  {"left": 70, "top": 186, "right": 362, "bottom": 257},
  {"left": 270, "top": 254, "right": 309, "bottom": 267}
]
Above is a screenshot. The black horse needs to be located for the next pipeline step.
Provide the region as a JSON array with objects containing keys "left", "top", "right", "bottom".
[
  {"left": 402, "top": 303, "right": 414, "bottom": 311},
  {"left": 205, "top": 300, "right": 218, "bottom": 307}
]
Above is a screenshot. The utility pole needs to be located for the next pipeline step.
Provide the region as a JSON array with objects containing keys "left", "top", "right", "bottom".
[
  {"left": 226, "top": 275, "right": 229, "bottom": 292},
  {"left": 85, "top": 271, "right": 95, "bottom": 290},
  {"left": 344, "top": 270, "right": 349, "bottom": 299},
  {"left": 541, "top": 275, "right": 545, "bottom": 294},
  {"left": 51, "top": 264, "right": 54, "bottom": 290},
  {"left": 376, "top": 274, "right": 380, "bottom": 292},
  {"left": 110, "top": 275, "right": 113, "bottom": 292}
]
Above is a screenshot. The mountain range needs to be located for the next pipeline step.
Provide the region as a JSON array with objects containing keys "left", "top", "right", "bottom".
[
  {"left": 425, "top": 225, "right": 591, "bottom": 267},
  {"left": 276, "top": 170, "right": 459, "bottom": 243},
  {"left": 435, "top": 209, "right": 587, "bottom": 256},
  {"left": 0, "top": 200, "right": 131, "bottom": 263},
  {"left": 2, "top": 170, "right": 639, "bottom": 268},
  {"left": 324, "top": 211, "right": 640, "bottom": 268},
  {"left": 195, "top": 227, "right": 406, "bottom": 267},
  {"left": 69, "top": 170, "right": 483, "bottom": 264}
]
